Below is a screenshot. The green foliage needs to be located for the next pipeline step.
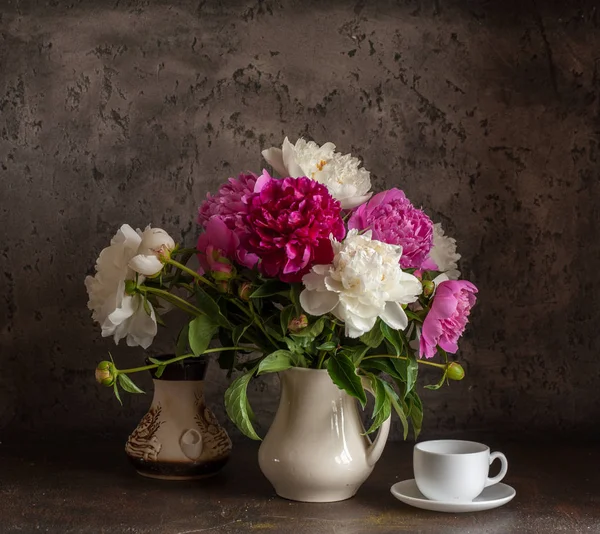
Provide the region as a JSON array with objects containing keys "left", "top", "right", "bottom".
[
  {"left": 250, "top": 280, "right": 289, "bottom": 298},
  {"left": 360, "top": 321, "right": 384, "bottom": 348},
  {"left": 364, "top": 373, "right": 392, "bottom": 435},
  {"left": 117, "top": 373, "right": 145, "bottom": 394},
  {"left": 188, "top": 315, "right": 219, "bottom": 356},
  {"left": 327, "top": 353, "right": 367, "bottom": 408},
  {"left": 257, "top": 350, "right": 295, "bottom": 375},
  {"left": 195, "top": 287, "right": 231, "bottom": 328},
  {"left": 176, "top": 323, "right": 189, "bottom": 356},
  {"left": 224, "top": 368, "right": 261, "bottom": 440}
]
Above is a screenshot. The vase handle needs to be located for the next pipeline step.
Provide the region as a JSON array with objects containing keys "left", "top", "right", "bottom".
[{"left": 361, "top": 378, "right": 392, "bottom": 467}]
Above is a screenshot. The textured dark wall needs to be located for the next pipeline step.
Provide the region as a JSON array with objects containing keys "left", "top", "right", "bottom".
[{"left": 1, "top": 0, "right": 599, "bottom": 442}]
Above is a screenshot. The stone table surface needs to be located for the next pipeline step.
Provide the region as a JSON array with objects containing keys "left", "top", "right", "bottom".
[{"left": 0, "top": 437, "right": 598, "bottom": 534}]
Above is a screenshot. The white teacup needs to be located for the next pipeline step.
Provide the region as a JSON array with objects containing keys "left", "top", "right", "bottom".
[{"left": 413, "top": 440, "right": 508, "bottom": 502}]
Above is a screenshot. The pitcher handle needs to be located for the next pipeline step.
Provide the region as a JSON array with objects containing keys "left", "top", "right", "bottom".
[{"left": 361, "top": 378, "right": 392, "bottom": 467}]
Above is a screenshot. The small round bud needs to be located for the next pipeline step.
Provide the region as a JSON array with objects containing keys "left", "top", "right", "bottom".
[
  {"left": 446, "top": 362, "right": 465, "bottom": 381},
  {"left": 216, "top": 280, "right": 230, "bottom": 293},
  {"left": 288, "top": 314, "right": 309, "bottom": 333},
  {"left": 422, "top": 280, "right": 435, "bottom": 298},
  {"left": 95, "top": 361, "right": 116, "bottom": 386},
  {"left": 238, "top": 282, "right": 252, "bottom": 301}
]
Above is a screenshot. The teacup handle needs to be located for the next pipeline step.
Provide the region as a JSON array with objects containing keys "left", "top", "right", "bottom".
[
  {"left": 485, "top": 451, "right": 508, "bottom": 487},
  {"left": 360, "top": 378, "right": 392, "bottom": 467}
]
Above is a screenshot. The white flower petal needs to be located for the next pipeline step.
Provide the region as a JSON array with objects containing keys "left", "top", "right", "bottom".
[
  {"left": 129, "top": 254, "right": 164, "bottom": 276},
  {"left": 380, "top": 301, "right": 408, "bottom": 331},
  {"left": 86, "top": 224, "right": 158, "bottom": 348},
  {"left": 262, "top": 137, "right": 373, "bottom": 207},
  {"left": 125, "top": 297, "right": 157, "bottom": 349},
  {"left": 282, "top": 137, "right": 305, "bottom": 178},
  {"left": 261, "top": 147, "right": 287, "bottom": 177},
  {"left": 339, "top": 192, "right": 373, "bottom": 210},
  {"left": 302, "top": 271, "right": 327, "bottom": 292},
  {"left": 427, "top": 223, "right": 461, "bottom": 277},
  {"left": 299, "top": 289, "right": 339, "bottom": 316}
]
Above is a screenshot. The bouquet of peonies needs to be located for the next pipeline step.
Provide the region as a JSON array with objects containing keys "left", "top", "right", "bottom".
[{"left": 86, "top": 137, "right": 477, "bottom": 438}]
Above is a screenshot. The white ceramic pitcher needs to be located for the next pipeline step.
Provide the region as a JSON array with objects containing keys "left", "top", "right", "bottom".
[{"left": 258, "top": 367, "right": 391, "bottom": 502}]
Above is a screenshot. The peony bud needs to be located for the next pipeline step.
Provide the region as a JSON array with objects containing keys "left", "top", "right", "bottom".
[
  {"left": 216, "top": 280, "right": 230, "bottom": 293},
  {"left": 422, "top": 279, "right": 435, "bottom": 298},
  {"left": 206, "top": 245, "right": 235, "bottom": 281},
  {"left": 95, "top": 361, "right": 116, "bottom": 386},
  {"left": 129, "top": 227, "right": 176, "bottom": 277},
  {"left": 288, "top": 314, "right": 309, "bottom": 333},
  {"left": 446, "top": 362, "right": 465, "bottom": 381},
  {"left": 238, "top": 282, "right": 252, "bottom": 301}
]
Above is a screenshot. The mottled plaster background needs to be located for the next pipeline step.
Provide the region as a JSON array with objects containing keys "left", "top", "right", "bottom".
[{"left": 1, "top": 0, "right": 599, "bottom": 442}]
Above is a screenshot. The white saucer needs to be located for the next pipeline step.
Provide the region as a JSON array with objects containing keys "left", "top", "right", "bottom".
[{"left": 390, "top": 479, "right": 516, "bottom": 513}]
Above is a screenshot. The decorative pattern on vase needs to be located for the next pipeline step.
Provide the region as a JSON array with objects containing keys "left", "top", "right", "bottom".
[
  {"left": 125, "top": 404, "right": 163, "bottom": 461},
  {"left": 125, "top": 360, "right": 232, "bottom": 480},
  {"left": 194, "top": 391, "right": 232, "bottom": 459}
]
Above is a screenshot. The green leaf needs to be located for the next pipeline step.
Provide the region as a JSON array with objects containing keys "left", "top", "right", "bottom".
[
  {"left": 382, "top": 381, "right": 409, "bottom": 440},
  {"left": 360, "top": 321, "right": 384, "bottom": 348},
  {"left": 316, "top": 341, "right": 337, "bottom": 351},
  {"left": 405, "top": 309, "right": 423, "bottom": 323},
  {"left": 224, "top": 369, "right": 261, "bottom": 440},
  {"left": 257, "top": 350, "right": 294, "bottom": 375},
  {"left": 289, "top": 283, "right": 302, "bottom": 315},
  {"left": 340, "top": 344, "right": 369, "bottom": 365},
  {"left": 250, "top": 280, "right": 289, "bottom": 298},
  {"left": 361, "top": 358, "right": 402, "bottom": 380},
  {"left": 326, "top": 353, "right": 367, "bottom": 408},
  {"left": 405, "top": 353, "right": 419, "bottom": 396},
  {"left": 265, "top": 324, "right": 285, "bottom": 342},
  {"left": 113, "top": 382, "right": 122, "bottom": 405},
  {"left": 188, "top": 315, "right": 219, "bottom": 356},
  {"left": 195, "top": 287, "right": 230, "bottom": 328},
  {"left": 409, "top": 392, "right": 423, "bottom": 439},
  {"left": 290, "top": 317, "right": 325, "bottom": 339},
  {"left": 232, "top": 320, "right": 253, "bottom": 346},
  {"left": 280, "top": 305, "right": 295, "bottom": 336},
  {"left": 117, "top": 373, "right": 145, "bottom": 394},
  {"left": 176, "top": 324, "right": 189, "bottom": 356},
  {"left": 365, "top": 373, "right": 391, "bottom": 434},
  {"left": 424, "top": 369, "right": 448, "bottom": 390},
  {"left": 380, "top": 322, "right": 403, "bottom": 356}
]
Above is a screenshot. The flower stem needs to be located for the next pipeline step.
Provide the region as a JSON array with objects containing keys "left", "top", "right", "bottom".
[
  {"left": 361, "top": 354, "right": 448, "bottom": 370},
  {"left": 141, "top": 286, "right": 202, "bottom": 317},
  {"left": 118, "top": 347, "right": 252, "bottom": 374},
  {"left": 166, "top": 258, "right": 217, "bottom": 290}
]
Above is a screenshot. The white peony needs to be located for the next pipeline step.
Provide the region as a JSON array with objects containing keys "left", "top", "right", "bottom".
[
  {"left": 262, "top": 137, "right": 372, "bottom": 209},
  {"left": 426, "top": 223, "right": 461, "bottom": 279},
  {"left": 299, "top": 230, "right": 422, "bottom": 338},
  {"left": 129, "top": 227, "right": 176, "bottom": 276},
  {"left": 85, "top": 224, "right": 163, "bottom": 349}
]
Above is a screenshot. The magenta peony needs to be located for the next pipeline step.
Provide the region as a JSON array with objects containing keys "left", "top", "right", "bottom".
[
  {"left": 419, "top": 280, "right": 478, "bottom": 359},
  {"left": 198, "top": 172, "right": 257, "bottom": 232},
  {"left": 244, "top": 175, "right": 345, "bottom": 282},
  {"left": 348, "top": 188, "right": 434, "bottom": 270},
  {"left": 197, "top": 217, "right": 258, "bottom": 275}
]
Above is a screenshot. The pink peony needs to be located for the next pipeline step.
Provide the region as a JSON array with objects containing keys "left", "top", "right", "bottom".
[
  {"left": 198, "top": 173, "right": 257, "bottom": 232},
  {"left": 244, "top": 175, "right": 345, "bottom": 282},
  {"left": 419, "top": 280, "right": 478, "bottom": 359},
  {"left": 197, "top": 217, "right": 258, "bottom": 275},
  {"left": 348, "top": 188, "right": 434, "bottom": 270}
]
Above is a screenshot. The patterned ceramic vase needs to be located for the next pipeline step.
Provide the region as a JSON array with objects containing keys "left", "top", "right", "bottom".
[{"left": 125, "top": 357, "right": 232, "bottom": 480}]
